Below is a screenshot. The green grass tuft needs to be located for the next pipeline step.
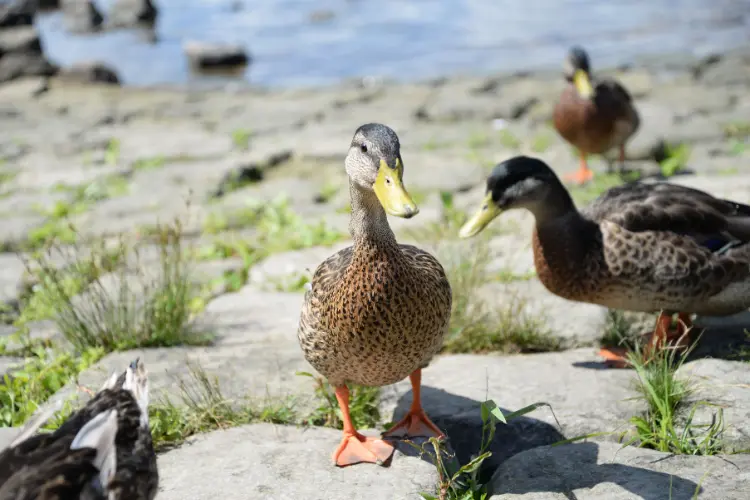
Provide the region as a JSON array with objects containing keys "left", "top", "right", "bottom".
[
  {"left": 0, "top": 347, "right": 104, "bottom": 427},
  {"left": 18, "top": 220, "right": 210, "bottom": 352},
  {"left": 625, "top": 336, "right": 724, "bottom": 455},
  {"left": 149, "top": 360, "right": 296, "bottom": 452},
  {"left": 297, "top": 371, "right": 380, "bottom": 430}
]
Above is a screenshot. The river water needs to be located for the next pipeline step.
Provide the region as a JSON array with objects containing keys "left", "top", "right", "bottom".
[{"left": 34, "top": 0, "right": 750, "bottom": 88}]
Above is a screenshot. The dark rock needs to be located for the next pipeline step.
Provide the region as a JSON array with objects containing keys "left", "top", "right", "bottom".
[
  {"left": 0, "top": 52, "right": 57, "bottom": 84},
  {"left": 107, "top": 0, "right": 157, "bottom": 29},
  {"left": 61, "top": 0, "right": 103, "bottom": 33},
  {"left": 183, "top": 41, "right": 250, "bottom": 70},
  {"left": 0, "top": 0, "right": 35, "bottom": 28},
  {"left": 308, "top": 9, "right": 335, "bottom": 23},
  {"left": 57, "top": 61, "right": 120, "bottom": 85},
  {"left": 0, "top": 26, "right": 42, "bottom": 56},
  {"left": 38, "top": 0, "right": 61, "bottom": 9}
]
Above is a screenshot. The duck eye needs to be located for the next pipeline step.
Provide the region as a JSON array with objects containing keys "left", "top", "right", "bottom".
[{"left": 360, "top": 144, "right": 368, "bottom": 153}]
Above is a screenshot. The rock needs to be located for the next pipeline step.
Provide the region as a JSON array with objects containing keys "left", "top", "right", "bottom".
[
  {"left": 156, "top": 424, "right": 438, "bottom": 500},
  {"left": 58, "top": 61, "right": 120, "bottom": 85},
  {"left": 676, "top": 359, "right": 750, "bottom": 453},
  {"left": 107, "top": 0, "right": 157, "bottom": 28},
  {"left": 38, "top": 0, "right": 60, "bottom": 9},
  {"left": 0, "top": 0, "right": 35, "bottom": 28},
  {"left": 0, "top": 27, "right": 56, "bottom": 83},
  {"left": 380, "top": 349, "right": 644, "bottom": 471},
  {"left": 61, "top": 0, "right": 103, "bottom": 33},
  {"left": 183, "top": 41, "right": 250, "bottom": 70},
  {"left": 0, "top": 427, "right": 19, "bottom": 450},
  {"left": 0, "top": 26, "right": 41, "bottom": 55},
  {"left": 0, "top": 253, "right": 24, "bottom": 305},
  {"left": 489, "top": 442, "right": 750, "bottom": 499},
  {"left": 0, "top": 51, "right": 57, "bottom": 83}
]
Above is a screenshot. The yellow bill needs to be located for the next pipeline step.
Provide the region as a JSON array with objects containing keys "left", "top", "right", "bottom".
[
  {"left": 573, "top": 69, "right": 594, "bottom": 98},
  {"left": 458, "top": 193, "right": 502, "bottom": 239},
  {"left": 373, "top": 158, "right": 419, "bottom": 218}
]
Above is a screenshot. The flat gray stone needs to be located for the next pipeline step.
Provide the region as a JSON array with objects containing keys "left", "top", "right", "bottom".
[
  {"left": 380, "top": 349, "right": 644, "bottom": 471},
  {"left": 489, "top": 442, "right": 750, "bottom": 499},
  {"left": 677, "top": 359, "right": 750, "bottom": 453},
  {"left": 0, "top": 427, "right": 19, "bottom": 451},
  {"left": 0, "top": 253, "right": 24, "bottom": 304},
  {"left": 156, "top": 424, "right": 438, "bottom": 500}
]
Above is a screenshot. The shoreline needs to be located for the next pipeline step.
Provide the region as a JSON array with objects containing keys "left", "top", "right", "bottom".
[{"left": 33, "top": 45, "right": 750, "bottom": 95}]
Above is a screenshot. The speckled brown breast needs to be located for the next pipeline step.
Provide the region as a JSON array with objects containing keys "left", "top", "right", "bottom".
[{"left": 298, "top": 241, "right": 452, "bottom": 388}]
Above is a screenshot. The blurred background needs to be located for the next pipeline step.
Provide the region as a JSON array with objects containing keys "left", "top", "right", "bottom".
[{"left": 23, "top": 0, "right": 750, "bottom": 88}]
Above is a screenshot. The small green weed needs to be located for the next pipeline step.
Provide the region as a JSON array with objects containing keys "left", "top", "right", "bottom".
[
  {"left": 314, "top": 182, "right": 340, "bottom": 204},
  {"left": 418, "top": 400, "right": 556, "bottom": 500},
  {"left": 132, "top": 156, "right": 167, "bottom": 171},
  {"left": 270, "top": 272, "right": 311, "bottom": 293},
  {"left": 231, "top": 129, "right": 253, "bottom": 150},
  {"left": 659, "top": 143, "right": 691, "bottom": 178},
  {"left": 498, "top": 130, "right": 521, "bottom": 150},
  {"left": 104, "top": 138, "right": 120, "bottom": 166},
  {"left": 530, "top": 133, "right": 552, "bottom": 153}
]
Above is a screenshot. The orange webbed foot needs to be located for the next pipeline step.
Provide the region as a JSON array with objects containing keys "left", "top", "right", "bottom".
[
  {"left": 332, "top": 431, "right": 395, "bottom": 467},
  {"left": 563, "top": 166, "right": 595, "bottom": 185},
  {"left": 382, "top": 408, "right": 445, "bottom": 439}
]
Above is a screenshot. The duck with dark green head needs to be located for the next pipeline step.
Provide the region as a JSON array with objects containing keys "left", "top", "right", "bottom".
[
  {"left": 298, "top": 123, "right": 452, "bottom": 467},
  {"left": 460, "top": 155, "right": 750, "bottom": 367}
]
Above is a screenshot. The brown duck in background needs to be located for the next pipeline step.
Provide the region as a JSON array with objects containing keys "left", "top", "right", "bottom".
[
  {"left": 553, "top": 46, "right": 640, "bottom": 185},
  {"left": 459, "top": 156, "right": 750, "bottom": 368},
  {"left": 298, "top": 123, "right": 452, "bottom": 467},
  {"left": 0, "top": 359, "right": 158, "bottom": 500}
]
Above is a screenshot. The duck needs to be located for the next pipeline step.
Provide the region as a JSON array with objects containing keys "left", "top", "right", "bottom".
[
  {"left": 553, "top": 46, "right": 640, "bottom": 185},
  {"left": 298, "top": 123, "right": 453, "bottom": 467},
  {"left": 0, "top": 358, "right": 158, "bottom": 499},
  {"left": 458, "top": 155, "right": 750, "bottom": 367}
]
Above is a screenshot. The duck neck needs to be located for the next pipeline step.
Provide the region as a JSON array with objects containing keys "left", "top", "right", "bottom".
[
  {"left": 529, "top": 182, "right": 577, "bottom": 226},
  {"left": 348, "top": 179, "right": 397, "bottom": 249}
]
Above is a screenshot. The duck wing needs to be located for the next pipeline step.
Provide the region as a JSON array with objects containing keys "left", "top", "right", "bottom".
[{"left": 583, "top": 181, "right": 750, "bottom": 250}]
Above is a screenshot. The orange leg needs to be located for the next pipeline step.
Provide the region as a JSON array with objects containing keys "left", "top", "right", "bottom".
[
  {"left": 382, "top": 369, "right": 445, "bottom": 439},
  {"left": 598, "top": 312, "right": 693, "bottom": 368},
  {"left": 332, "top": 385, "right": 394, "bottom": 467},
  {"left": 563, "top": 152, "right": 594, "bottom": 185}
]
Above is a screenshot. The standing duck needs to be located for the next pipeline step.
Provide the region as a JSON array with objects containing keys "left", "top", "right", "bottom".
[
  {"left": 458, "top": 156, "right": 750, "bottom": 367},
  {"left": 553, "top": 46, "right": 640, "bottom": 185},
  {"left": 0, "top": 359, "right": 158, "bottom": 499},
  {"left": 298, "top": 123, "right": 452, "bottom": 467}
]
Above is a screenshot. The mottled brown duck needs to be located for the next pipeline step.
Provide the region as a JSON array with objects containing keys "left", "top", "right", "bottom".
[
  {"left": 0, "top": 359, "right": 158, "bottom": 500},
  {"left": 459, "top": 156, "right": 750, "bottom": 367},
  {"left": 553, "top": 46, "right": 640, "bottom": 185},
  {"left": 298, "top": 123, "right": 452, "bottom": 467}
]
